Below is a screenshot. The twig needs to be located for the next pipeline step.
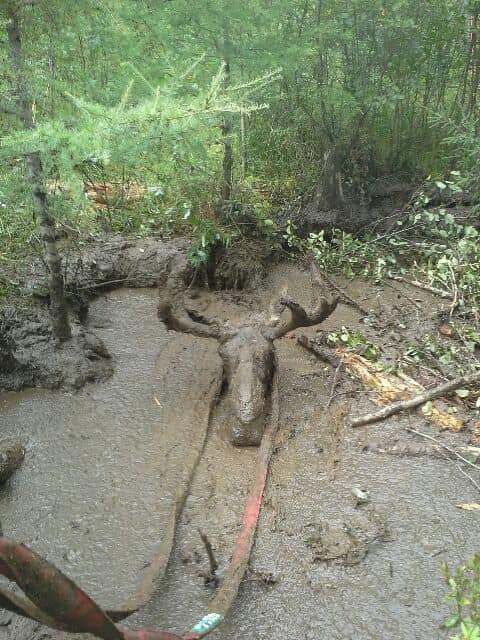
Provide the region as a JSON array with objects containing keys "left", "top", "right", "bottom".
[
  {"left": 406, "top": 428, "right": 480, "bottom": 475},
  {"left": 76, "top": 278, "right": 129, "bottom": 291},
  {"left": 349, "top": 370, "right": 480, "bottom": 428},
  {"left": 382, "top": 279, "right": 422, "bottom": 309},
  {"left": 313, "top": 266, "right": 371, "bottom": 317},
  {"left": 327, "top": 362, "right": 344, "bottom": 409},
  {"left": 388, "top": 275, "right": 453, "bottom": 300},
  {"left": 454, "top": 461, "right": 480, "bottom": 494},
  {"left": 436, "top": 449, "right": 480, "bottom": 495},
  {"left": 198, "top": 528, "right": 218, "bottom": 586},
  {"left": 297, "top": 334, "right": 341, "bottom": 368}
]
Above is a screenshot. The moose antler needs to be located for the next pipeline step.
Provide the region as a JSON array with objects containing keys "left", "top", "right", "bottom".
[
  {"left": 158, "top": 298, "right": 227, "bottom": 340},
  {"left": 268, "top": 295, "right": 339, "bottom": 339}
]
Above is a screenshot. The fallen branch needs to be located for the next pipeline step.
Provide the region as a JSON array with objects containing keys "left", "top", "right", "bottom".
[
  {"left": 388, "top": 275, "right": 453, "bottom": 300},
  {"left": 340, "top": 349, "right": 463, "bottom": 431},
  {"left": 350, "top": 370, "right": 480, "bottom": 428}
]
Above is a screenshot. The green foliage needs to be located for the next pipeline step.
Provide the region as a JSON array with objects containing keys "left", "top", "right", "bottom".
[
  {"left": 0, "top": 0, "right": 279, "bottom": 258},
  {"left": 404, "top": 178, "right": 480, "bottom": 308},
  {"left": 1, "top": 0, "right": 480, "bottom": 280},
  {"left": 283, "top": 221, "right": 396, "bottom": 281},
  {"left": 400, "top": 327, "right": 479, "bottom": 375},
  {"left": 284, "top": 172, "right": 480, "bottom": 317},
  {"left": 442, "top": 553, "right": 480, "bottom": 640},
  {"left": 326, "top": 326, "right": 381, "bottom": 362}
]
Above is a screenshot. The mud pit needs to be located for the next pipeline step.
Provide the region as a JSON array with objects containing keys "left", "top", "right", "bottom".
[{"left": 0, "top": 265, "right": 479, "bottom": 639}]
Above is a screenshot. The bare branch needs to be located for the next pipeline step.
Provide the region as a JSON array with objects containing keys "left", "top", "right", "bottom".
[
  {"left": 310, "top": 259, "right": 370, "bottom": 317},
  {"left": 387, "top": 275, "right": 453, "bottom": 300},
  {"left": 406, "top": 428, "right": 480, "bottom": 475}
]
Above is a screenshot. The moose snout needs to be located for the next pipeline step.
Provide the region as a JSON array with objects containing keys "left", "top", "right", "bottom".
[
  {"left": 233, "top": 360, "right": 267, "bottom": 426},
  {"left": 228, "top": 354, "right": 271, "bottom": 447}
]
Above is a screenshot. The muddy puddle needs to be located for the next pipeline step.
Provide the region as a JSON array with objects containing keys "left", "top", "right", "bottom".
[{"left": 0, "top": 267, "right": 479, "bottom": 640}]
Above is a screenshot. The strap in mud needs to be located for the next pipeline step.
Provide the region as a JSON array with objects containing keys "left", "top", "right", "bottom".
[{"left": 197, "top": 368, "right": 280, "bottom": 632}]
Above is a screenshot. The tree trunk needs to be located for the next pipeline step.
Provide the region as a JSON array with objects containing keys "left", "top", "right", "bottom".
[
  {"left": 468, "top": 6, "right": 480, "bottom": 116},
  {"left": 221, "top": 59, "right": 233, "bottom": 215},
  {"left": 6, "top": 9, "right": 71, "bottom": 341},
  {"left": 313, "top": 147, "right": 344, "bottom": 211},
  {"left": 240, "top": 107, "right": 248, "bottom": 178}
]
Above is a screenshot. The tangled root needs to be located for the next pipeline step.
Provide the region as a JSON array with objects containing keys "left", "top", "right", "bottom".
[{"left": 213, "top": 240, "right": 273, "bottom": 291}]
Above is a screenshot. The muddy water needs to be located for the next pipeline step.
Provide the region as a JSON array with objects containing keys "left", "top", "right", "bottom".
[
  {"left": 0, "top": 289, "right": 222, "bottom": 612},
  {"left": 1, "top": 270, "right": 479, "bottom": 640}
]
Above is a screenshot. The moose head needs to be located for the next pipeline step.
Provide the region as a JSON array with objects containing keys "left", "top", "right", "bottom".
[{"left": 158, "top": 278, "right": 338, "bottom": 446}]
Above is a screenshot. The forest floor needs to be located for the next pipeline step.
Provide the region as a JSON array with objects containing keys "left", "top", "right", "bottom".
[{"left": 0, "top": 252, "right": 479, "bottom": 639}]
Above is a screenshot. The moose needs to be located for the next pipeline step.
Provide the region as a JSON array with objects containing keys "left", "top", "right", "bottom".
[{"left": 158, "top": 267, "right": 338, "bottom": 446}]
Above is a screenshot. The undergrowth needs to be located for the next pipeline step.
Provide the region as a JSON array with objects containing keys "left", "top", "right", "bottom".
[
  {"left": 284, "top": 174, "right": 480, "bottom": 314},
  {"left": 442, "top": 553, "right": 480, "bottom": 640}
]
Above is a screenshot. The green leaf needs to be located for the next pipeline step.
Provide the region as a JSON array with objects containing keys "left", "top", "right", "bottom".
[
  {"left": 456, "top": 389, "right": 470, "bottom": 399},
  {"left": 422, "top": 401, "right": 433, "bottom": 416},
  {"left": 443, "top": 613, "right": 460, "bottom": 629},
  {"left": 436, "top": 181, "right": 447, "bottom": 190}
]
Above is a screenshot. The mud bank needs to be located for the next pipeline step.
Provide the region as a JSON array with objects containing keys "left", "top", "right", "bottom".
[
  {"left": 0, "top": 307, "right": 112, "bottom": 392},
  {"left": 1, "top": 266, "right": 479, "bottom": 640},
  {"left": 0, "top": 236, "right": 274, "bottom": 393},
  {"left": 0, "top": 237, "right": 192, "bottom": 393}
]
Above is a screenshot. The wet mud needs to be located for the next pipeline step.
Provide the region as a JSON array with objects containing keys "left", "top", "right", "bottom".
[{"left": 0, "top": 266, "right": 479, "bottom": 640}]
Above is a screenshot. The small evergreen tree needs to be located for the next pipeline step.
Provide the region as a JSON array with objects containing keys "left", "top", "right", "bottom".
[{"left": 4, "top": 2, "right": 71, "bottom": 341}]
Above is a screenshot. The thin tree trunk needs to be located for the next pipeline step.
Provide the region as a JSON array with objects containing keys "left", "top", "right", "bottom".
[
  {"left": 240, "top": 107, "right": 248, "bottom": 178},
  {"left": 468, "top": 7, "right": 480, "bottom": 115},
  {"left": 221, "top": 59, "right": 233, "bottom": 215},
  {"left": 7, "top": 10, "right": 71, "bottom": 341}
]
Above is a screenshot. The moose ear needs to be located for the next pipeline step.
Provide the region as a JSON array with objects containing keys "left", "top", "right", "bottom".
[{"left": 158, "top": 297, "right": 228, "bottom": 340}]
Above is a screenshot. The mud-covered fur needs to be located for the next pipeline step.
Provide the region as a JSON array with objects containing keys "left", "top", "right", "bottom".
[
  {"left": 219, "top": 326, "right": 276, "bottom": 446},
  {"left": 158, "top": 264, "right": 338, "bottom": 446}
]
